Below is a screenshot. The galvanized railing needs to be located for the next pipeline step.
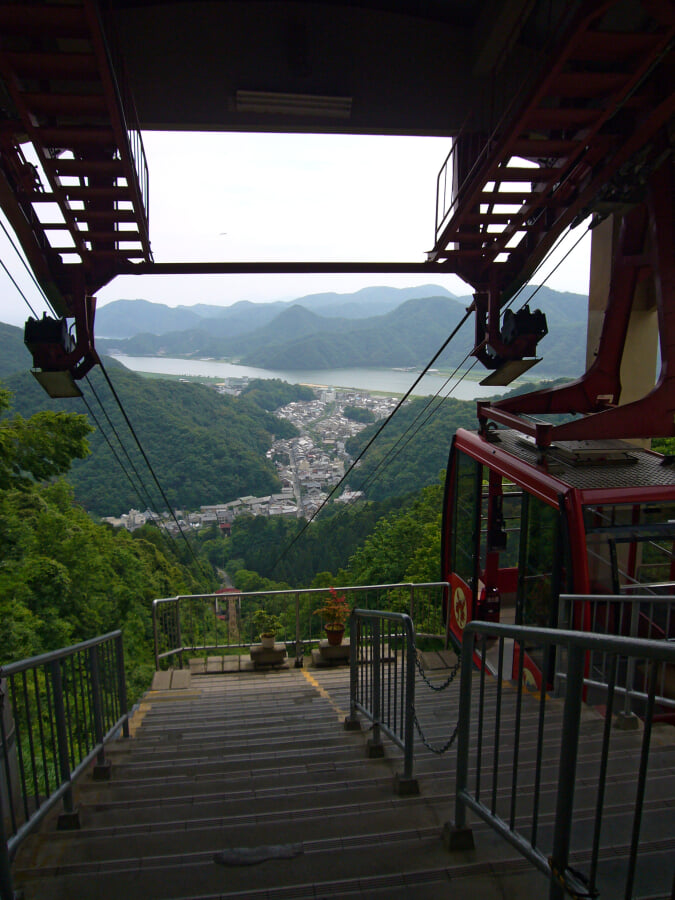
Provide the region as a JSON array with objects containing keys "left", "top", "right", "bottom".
[
  {"left": 345, "top": 609, "right": 418, "bottom": 794},
  {"left": 152, "top": 582, "right": 448, "bottom": 669},
  {"left": 0, "top": 632, "right": 128, "bottom": 900},
  {"left": 559, "top": 593, "right": 675, "bottom": 714},
  {"left": 452, "top": 622, "right": 675, "bottom": 900}
]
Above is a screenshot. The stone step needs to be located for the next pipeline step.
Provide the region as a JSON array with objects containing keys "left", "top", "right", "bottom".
[
  {"left": 21, "top": 794, "right": 452, "bottom": 867},
  {"left": 11, "top": 666, "right": 674, "bottom": 900},
  {"left": 12, "top": 823, "right": 545, "bottom": 900},
  {"left": 74, "top": 765, "right": 402, "bottom": 811},
  {"left": 69, "top": 777, "right": 448, "bottom": 830},
  {"left": 16, "top": 817, "right": 673, "bottom": 900}
]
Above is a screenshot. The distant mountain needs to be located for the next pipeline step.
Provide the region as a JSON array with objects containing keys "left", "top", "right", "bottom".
[
  {"left": 95, "top": 284, "right": 457, "bottom": 340},
  {"left": 242, "top": 295, "right": 469, "bottom": 369},
  {"left": 0, "top": 323, "right": 31, "bottom": 376},
  {"left": 285, "top": 284, "right": 456, "bottom": 319},
  {"left": 102, "top": 287, "right": 585, "bottom": 376},
  {"left": 94, "top": 299, "right": 207, "bottom": 337},
  {"left": 5, "top": 284, "right": 590, "bottom": 380}
]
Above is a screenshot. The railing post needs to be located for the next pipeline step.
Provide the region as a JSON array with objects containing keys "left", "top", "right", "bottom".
[
  {"left": 50, "top": 660, "right": 79, "bottom": 831},
  {"left": 345, "top": 611, "right": 361, "bottom": 731},
  {"left": 88, "top": 647, "right": 110, "bottom": 781},
  {"left": 394, "top": 616, "right": 419, "bottom": 796},
  {"left": 443, "top": 627, "right": 475, "bottom": 851},
  {"left": 0, "top": 679, "right": 16, "bottom": 899},
  {"left": 115, "top": 634, "right": 129, "bottom": 739},
  {"left": 0, "top": 803, "right": 14, "bottom": 900},
  {"left": 294, "top": 592, "right": 303, "bottom": 668},
  {"left": 616, "top": 601, "right": 640, "bottom": 729},
  {"left": 175, "top": 597, "right": 183, "bottom": 670},
  {"left": 548, "top": 642, "right": 584, "bottom": 900},
  {"left": 152, "top": 601, "right": 159, "bottom": 670},
  {"left": 367, "top": 618, "right": 384, "bottom": 758}
]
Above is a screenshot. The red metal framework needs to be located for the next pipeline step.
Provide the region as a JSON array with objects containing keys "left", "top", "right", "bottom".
[
  {"left": 0, "top": 0, "right": 152, "bottom": 385},
  {"left": 479, "top": 152, "right": 675, "bottom": 444},
  {"left": 430, "top": 0, "right": 674, "bottom": 383}
]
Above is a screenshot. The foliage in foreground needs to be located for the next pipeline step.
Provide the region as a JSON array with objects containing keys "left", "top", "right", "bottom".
[{"left": 0, "top": 384, "right": 205, "bottom": 699}]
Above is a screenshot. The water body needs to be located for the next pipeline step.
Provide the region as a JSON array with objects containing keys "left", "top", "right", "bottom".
[{"left": 112, "top": 355, "right": 509, "bottom": 401}]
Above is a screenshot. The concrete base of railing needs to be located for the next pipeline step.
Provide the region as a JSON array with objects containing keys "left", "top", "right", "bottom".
[
  {"left": 614, "top": 710, "right": 640, "bottom": 730},
  {"left": 366, "top": 737, "right": 385, "bottom": 758},
  {"left": 393, "top": 772, "right": 419, "bottom": 796},
  {"left": 93, "top": 761, "right": 112, "bottom": 782},
  {"left": 344, "top": 715, "right": 362, "bottom": 731},
  {"left": 441, "top": 821, "right": 475, "bottom": 852},
  {"left": 57, "top": 810, "right": 81, "bottom": 832}
]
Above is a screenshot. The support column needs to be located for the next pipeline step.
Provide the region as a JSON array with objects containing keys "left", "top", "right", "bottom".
[{"left": 587, "top": 213, "right": 658, "bottom": 444}]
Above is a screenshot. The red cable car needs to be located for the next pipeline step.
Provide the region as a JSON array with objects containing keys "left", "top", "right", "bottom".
[
  {"left": 436, "top": 107, "right": 675, "bottom": 691},
  {"left": 442, "top": 428, "right": 675, "bottom": 688}
]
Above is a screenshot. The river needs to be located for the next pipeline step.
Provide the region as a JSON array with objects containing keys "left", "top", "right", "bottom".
[{"left": 112, "top": 355, "right": 510, "bottom": 401}]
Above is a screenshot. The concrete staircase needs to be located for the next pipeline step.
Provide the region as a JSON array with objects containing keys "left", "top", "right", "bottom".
[{"left": 11, "top": 655, "right": 675, "bottom": 899}]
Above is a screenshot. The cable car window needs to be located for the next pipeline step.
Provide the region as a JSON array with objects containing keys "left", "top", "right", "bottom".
[
  {"left": 452, "top": 450, "right": 482, "bottom": 586},
  {"left": 583, "top": 502, "right": 675, "bottom": 594},
  {"left": 519, "top": 495, "right": 560, "bottom": 629}
]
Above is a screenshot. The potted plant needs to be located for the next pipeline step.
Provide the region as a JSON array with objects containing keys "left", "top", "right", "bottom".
[
  {"left": 314, "top": 588, "right": 350, "bottom": 646},
  {"left": 251, "top": 609, "right": 283, "bottom": 649}
]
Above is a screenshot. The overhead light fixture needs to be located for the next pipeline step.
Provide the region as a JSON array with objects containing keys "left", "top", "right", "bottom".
[{"left": 235, "top": 90, "right": 352, "bottom": 119}]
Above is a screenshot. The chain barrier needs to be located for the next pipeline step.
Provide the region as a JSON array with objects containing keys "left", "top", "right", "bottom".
[
  {"left": 412, "top": 637, "right": 461, "bottom": 692},
  {"left": 410, "top": 635, "right": 462, "bottom": 753},
  {"left": 413, "top": 710, "right": 459, "bottom": 755}
]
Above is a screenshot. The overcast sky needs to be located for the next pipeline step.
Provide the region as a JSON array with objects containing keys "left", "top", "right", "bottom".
[{"left": 0, "top": 132, "right": 592, "bottom": 327}]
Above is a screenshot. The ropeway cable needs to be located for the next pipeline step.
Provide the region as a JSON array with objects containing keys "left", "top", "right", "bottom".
[
  {"left": 96, "top": 357, "right": 210, "bottom": 576},
  {"left": 269, "top": 217, "right": 597, "bottom": 571},
  {"left": 80, "top": 378, "right": 187, "bottom": 559},
  {"left": 268, "top": 307, "right": 474, "bottom": 572}
]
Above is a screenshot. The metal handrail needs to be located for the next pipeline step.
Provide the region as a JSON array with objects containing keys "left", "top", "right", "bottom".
[
  {"left": 0, "top": 631, "right": 128, "bottom": 900},
  {"left": 454, "top": 622, "right": 675, "bottom": 900},
  {"left": 559, "top": 593, "right": 675, "bottom": 712},
  {"left": 88, "top": 0, "right": 151, "bottom": 249},
  {"left": 152, "top": 582, "right": 449, "bottom": 670},
  {"left": 346, "top": 609, "right": 417, "bottom": 791}
]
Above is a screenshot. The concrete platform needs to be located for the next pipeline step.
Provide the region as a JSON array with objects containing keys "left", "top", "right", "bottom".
[
  {"left": 150, "top": 668, "right": 192, "bottom": 690},
  {"left": 312, "top": 638, "right": 350, "bottom": 667},
  {"left": 249, "top": 642, "right": 288, "bottom": 668}
]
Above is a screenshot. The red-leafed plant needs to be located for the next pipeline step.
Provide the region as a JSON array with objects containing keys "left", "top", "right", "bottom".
[{"left": 314, "top": 588, "right": 350, "bottom": 629}]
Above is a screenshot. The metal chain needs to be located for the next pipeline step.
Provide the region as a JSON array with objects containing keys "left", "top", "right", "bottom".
[
  {"left": 407, "top": 635, "right": 463, "bottom": 753},
  {"left": 413, "top": 710, "right": 459, "bottom": 755},
  {"left": 412, "top": 636, "right": 461, "bottom": 692}
]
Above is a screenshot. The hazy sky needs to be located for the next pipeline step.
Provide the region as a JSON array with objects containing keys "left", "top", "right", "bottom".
[{"left": 0, "top": 132, "right": 592, "bottom": 327}]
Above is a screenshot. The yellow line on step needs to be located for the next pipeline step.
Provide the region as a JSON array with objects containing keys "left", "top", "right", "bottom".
[{"left": 302, "top": 669, "right": 348, "bottom": 721}]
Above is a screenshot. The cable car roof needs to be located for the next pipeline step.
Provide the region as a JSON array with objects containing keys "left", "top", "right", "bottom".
[{"left": 456, "top": 427, "right": 675, "bottom": 497}]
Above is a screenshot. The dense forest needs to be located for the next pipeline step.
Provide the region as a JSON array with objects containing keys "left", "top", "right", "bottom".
[
  {"left": 0, "top": 383, "right": 208, "bottom": 697},
  {"left": 1, "top": 361, "right": 306, "bottom": 516},
  {"left": 0, "top": 372, "right": 444, "bottom": 694}
]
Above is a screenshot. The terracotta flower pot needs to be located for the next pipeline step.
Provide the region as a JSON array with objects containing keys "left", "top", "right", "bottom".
[{"left": 325, "top": 625, "right": 345, "bottom": 646}]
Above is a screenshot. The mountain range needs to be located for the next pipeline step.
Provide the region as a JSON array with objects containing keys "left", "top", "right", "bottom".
[
  {"left": 95, "top": 284, "right": 588, "bottom": 377},
  {"left": 95, "top": 285, "right": 455, "bottom": 338}
]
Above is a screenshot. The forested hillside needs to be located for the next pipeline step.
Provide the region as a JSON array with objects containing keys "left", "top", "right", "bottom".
[
  {"left": 1, "top": 362, "right": 301, "bottom": 516},
  {"left": 0, "top": 384, "right": 206, "bottom": 694},
  {"left": 344, "top": 395, "right": 476, "bottom": 500}
]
